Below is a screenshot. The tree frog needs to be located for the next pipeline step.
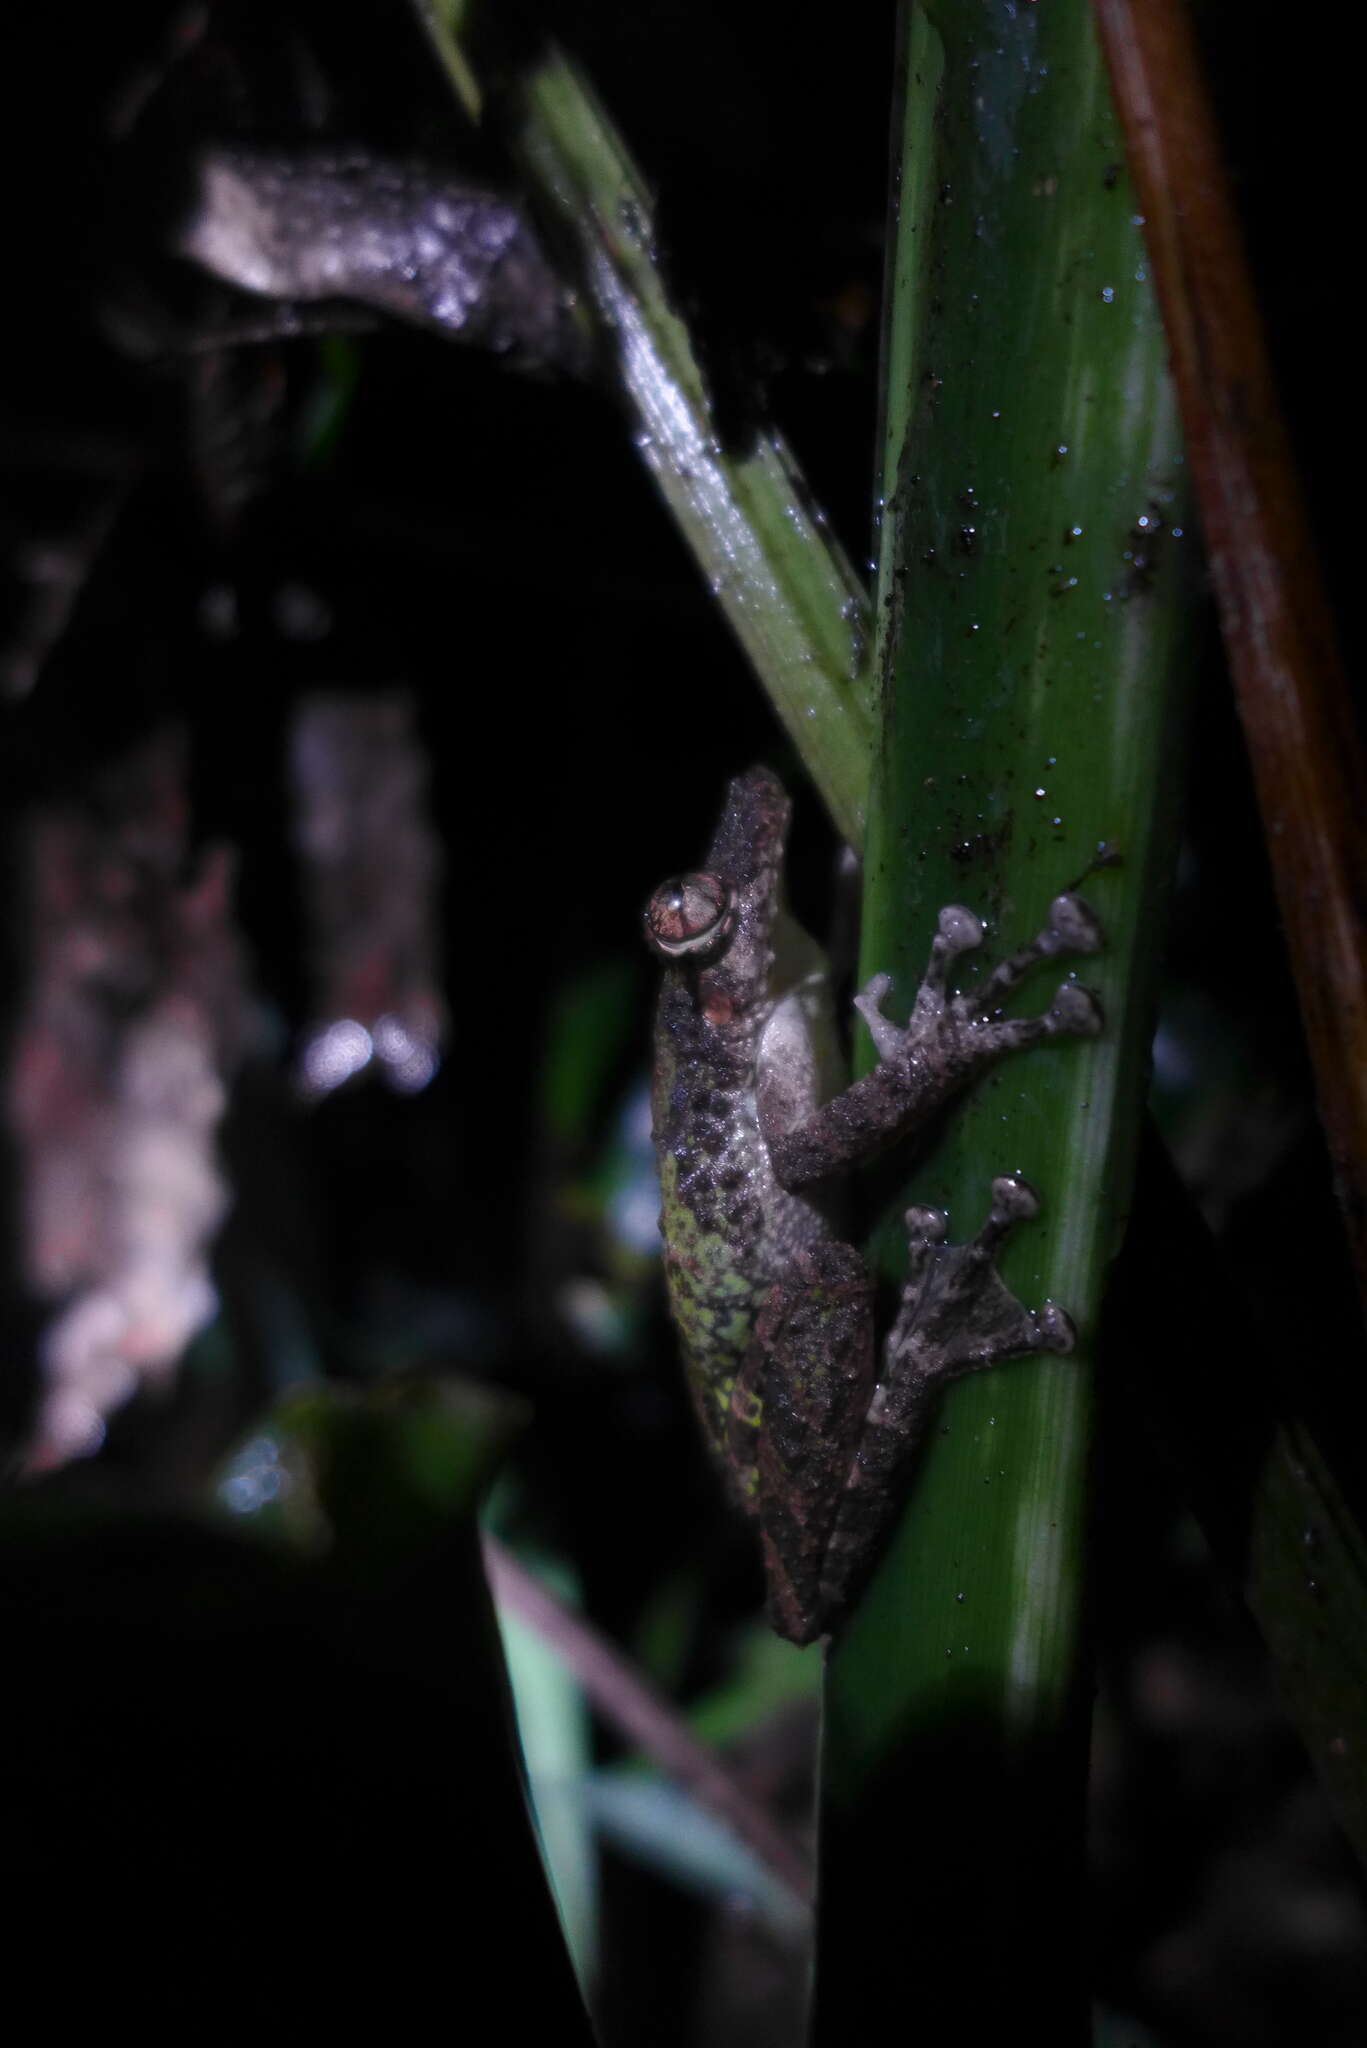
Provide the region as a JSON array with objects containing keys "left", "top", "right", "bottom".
[{"left": 644, "top": 767, "right": 1103, "bottom": 1645}]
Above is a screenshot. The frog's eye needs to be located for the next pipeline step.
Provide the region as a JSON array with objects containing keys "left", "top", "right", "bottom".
[{"left": 643, "top": 871, "right": 737, "bottom": 961}]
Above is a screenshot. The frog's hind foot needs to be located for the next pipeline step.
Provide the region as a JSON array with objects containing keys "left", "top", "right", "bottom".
[
  {"left": 813, "top": 1176, "right": 1075, "bottom": 1638},
  {"left": 893, "top": 1174, "right": 1076, "bottom": 1383}
]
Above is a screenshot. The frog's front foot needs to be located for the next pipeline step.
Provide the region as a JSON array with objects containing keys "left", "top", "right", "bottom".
[
  {"left": 765, "top": 892, "right": 1103, "bottom": 1193},
  {"left": 855, "top": 892, "right": 1104, "bottom": 1069}
]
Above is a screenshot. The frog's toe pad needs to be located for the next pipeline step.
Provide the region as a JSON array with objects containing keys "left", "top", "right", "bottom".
[
  {"left": 988, "top": 1173, "right": 1039, "bottom": 1222},
  {"left": 1048, "top": 893, "right": 1104, "bottom": 953},
  {"left": 1034, "top": 1300, "right": 1075, "bottom": 1353},
  {"left": 904, "top": 1203, "right": 948, "bottom": 1246},
  {"left": 938, "top": 905, "right": 985, "bottom": 955},
  {"left": 1049, "top": 982, "right": 1104, "bottom": 1036},
  {"left": 857, "top": 970, "right": 895, "bottom": 1009}
]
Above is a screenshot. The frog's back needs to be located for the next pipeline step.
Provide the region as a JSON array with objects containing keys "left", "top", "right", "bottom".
[{"left": 653, "top": 975, "right": 831, "bottom": 1462}]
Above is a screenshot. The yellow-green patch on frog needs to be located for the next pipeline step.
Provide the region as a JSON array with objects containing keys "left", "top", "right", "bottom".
[{"left": 645, "top": 767, "right": 1104, "bottom": 1645}]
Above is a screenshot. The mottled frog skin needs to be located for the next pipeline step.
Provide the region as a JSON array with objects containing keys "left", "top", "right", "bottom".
[{"left": 645, "top": 767, "right": 1103, "bottom": 1644}]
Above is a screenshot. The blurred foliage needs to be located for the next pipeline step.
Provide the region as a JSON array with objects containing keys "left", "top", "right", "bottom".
[{"left": 1, "top": 1374, "right": 593, "bottom": 2037}]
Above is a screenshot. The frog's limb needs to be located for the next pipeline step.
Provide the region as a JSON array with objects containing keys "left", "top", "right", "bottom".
[
  {"left": 737, "top": 1243, "right": 877, "bottom": 1646},
  {"left": 816, "top": 1177, "right": 1074, "bottom": 1632},
  {"left": 766, "top": 895, "right": 1103, "bottom": 1191}
]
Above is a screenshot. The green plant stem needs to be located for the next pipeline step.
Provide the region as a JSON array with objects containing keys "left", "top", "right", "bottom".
[{"left": 815, "top": 3, "right": 1193, "bottom": 2035}]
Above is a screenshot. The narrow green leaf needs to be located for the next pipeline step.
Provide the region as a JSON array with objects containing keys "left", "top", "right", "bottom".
[
  {"left": 413, "top": 0, "right": 875, "bottom": 843},
  {"left": 586, "top": 1769, "right": 809, "bottom": 1942},
  {"left": 495, "top": 1555, "right": 600, "bottom": 1991}
]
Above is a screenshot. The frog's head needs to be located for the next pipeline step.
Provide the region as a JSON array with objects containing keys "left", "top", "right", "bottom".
[
  {"left": 644, "top": 769, "right": 793, "bottom": 1033},
  {"left": 643, "top": 766, "right": 790, "bottom": 963}
]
